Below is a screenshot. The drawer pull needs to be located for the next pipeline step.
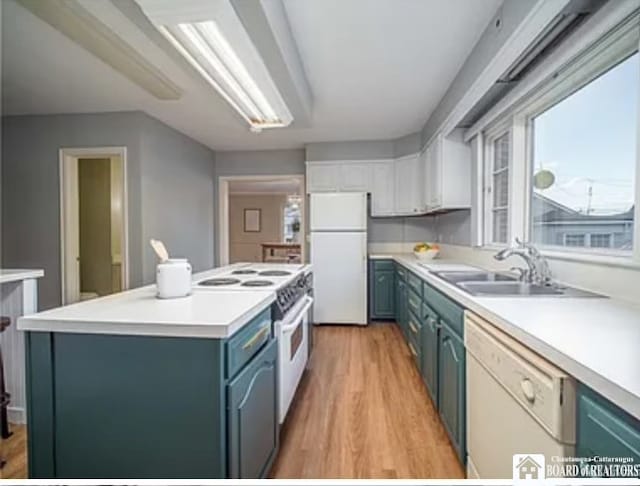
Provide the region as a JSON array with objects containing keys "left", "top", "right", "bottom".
[
  {"left": 242, "top": 325, "right": 270, "bottom": 350},
  {"left": 408, "top": 342, "right": 418, "bottom": 357},
  {"left": 409, "top": 321, "right": 418, "bottom": 334}
]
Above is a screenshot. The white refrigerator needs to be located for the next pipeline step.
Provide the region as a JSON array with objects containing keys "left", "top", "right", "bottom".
[{"left": 310, "top": 192, "right": 367, "bottom": 325}]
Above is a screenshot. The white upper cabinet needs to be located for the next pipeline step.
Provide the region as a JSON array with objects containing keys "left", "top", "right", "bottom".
[
  {"left": 306, "top": 163, "right": 340, "bottom": 192},
  {"left": 370, "top": 161, "right": 395, "bottom": 216},
  {"left": 306, "top": 132, "right": 469, "bottom": 215},
  {"left": 393, "top": 153, "right": 424, "bottom": 216},
  {"left": 340, "top": 163, "right": 371, "bottom": 191},
  {"left": 423, "top": 128, "right": 471, "bottom": 211},
  {"left": 306, "top": 161, "right": 372, "bottom": 193}
]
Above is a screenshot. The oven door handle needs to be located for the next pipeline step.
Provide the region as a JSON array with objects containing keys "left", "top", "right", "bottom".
[{"left": 280, "top": 296, "right": 313, "bottom": 334}]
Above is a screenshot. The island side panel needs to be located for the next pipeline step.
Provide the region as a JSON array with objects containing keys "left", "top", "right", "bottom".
[
  {"left": 25, "top": 332, "right": 56, "bottom": 478},
  {"left": 27, "top": 332, "right": 227, "bottom": 478}
]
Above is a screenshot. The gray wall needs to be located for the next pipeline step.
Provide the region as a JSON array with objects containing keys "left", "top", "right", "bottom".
[
  {"left": 1, "top": 112, "right": 215, "bottom": 310},
  {"left": 214, "top": 149, "right": 305, "bottom": 177},
  {"left": 305, "top": 133, "right": 422, "bottom": 161},
  {"left": 2, "top": 112, "right": 143, "bottom": 310},
  {"left": 139, "top": 115, "right": 215, "bottom": 283},
  {"left": 305, "top": 140, "right": 394, "bottom": 161},
  {"left": 368, "top": 210, "right": 471, "bottom": 246}
]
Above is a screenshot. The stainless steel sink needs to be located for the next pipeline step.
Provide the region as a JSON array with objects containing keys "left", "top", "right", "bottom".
[
  {"left": 458, "top": 281, "right": 564, "bottom": 296},
  {"left": 433, "top": 270, "right": 604, "bottom": 298},
  {"left": 435, "top": 271, "right": 517, "bottom": 284}
]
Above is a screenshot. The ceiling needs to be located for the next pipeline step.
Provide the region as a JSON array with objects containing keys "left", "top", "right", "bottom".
[
  {"left": 228, "top": 178, "right": 302, "bottom": 195},
  {"left": 2, "top": 0, "right": 502, "bottom": 151}
]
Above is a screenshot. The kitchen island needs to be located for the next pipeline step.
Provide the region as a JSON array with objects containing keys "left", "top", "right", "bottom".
[{"left": 18, "top": 274, "right": 279, "bottom": 479}]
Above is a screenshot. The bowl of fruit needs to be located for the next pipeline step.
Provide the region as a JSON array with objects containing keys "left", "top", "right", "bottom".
[{"left": 413, "top": 242, "right": 440, "bottom": 261}]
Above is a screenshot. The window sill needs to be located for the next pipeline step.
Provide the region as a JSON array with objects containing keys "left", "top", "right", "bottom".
[
  {"left": 478, "top": 245, "right": 640, "bottom": 270},
  {"left": 539, "top": 248, "right": 640, "bottom": 270}
]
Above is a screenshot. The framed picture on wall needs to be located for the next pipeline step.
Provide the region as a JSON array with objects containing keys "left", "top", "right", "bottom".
[{"left": 244, "top": 208, "right": 261, "bottom": 232}]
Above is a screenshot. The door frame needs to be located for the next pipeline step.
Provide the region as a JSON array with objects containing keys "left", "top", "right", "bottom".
[
  {"left": 218, "top": 174, "right": 306, "bottom": 266},
  {"left": 59, "top": 146, "right": 130, "bottom": 305}
]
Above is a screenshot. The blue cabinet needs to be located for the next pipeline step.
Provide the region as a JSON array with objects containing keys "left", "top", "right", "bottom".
[
  {"left": 438, "top": 321, "right": 466, "bottom": 463},
  {"left": 577, "top": 384, "right": 640, "bottom": 467},
  {"left": 369, "top": 260, "right": 395, "bottom": 319},
  {"left": 390, "top": 263, "right": 467, "bottom": 466},
  {"left": 25, "top": 307, "right": 279, "bottom": 479},
  {"left": 227, "top": 339, "right": 279, "bottom": 479},
  {"left": 394, "top": 265, "right": 408, "bottom": 335},
  {"left": 420, "top": 303, "right": 439, "bottom": 404}
]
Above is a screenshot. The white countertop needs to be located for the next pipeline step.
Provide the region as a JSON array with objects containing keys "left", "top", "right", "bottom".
[
  {"left": 17, "top": 264, "right": 283, "bottom": 339},
  {"left": 0, "top": 268, "right": 44, "bottom": 284},
  {"left": 371, "top": 253, "right": 640, "bottom": 420},
  {"left": 17, "top": 287, "right": 275, "bottom": 339}
]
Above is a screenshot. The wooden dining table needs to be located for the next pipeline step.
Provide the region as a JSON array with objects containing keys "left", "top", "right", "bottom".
[{"left": 260, "top": 243, "right": 301, "bottom": 263}]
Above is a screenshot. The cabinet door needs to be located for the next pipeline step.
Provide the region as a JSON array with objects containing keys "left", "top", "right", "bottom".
[
  {"left": 371, "top": 162, "right": 395, "bottom": 216},
  {"left": 227, "top": 339, "right": 278, "bottom": 479},
  {"left": 426, "top": 137, "right": 442, "bottom": 209},
  {"left": 372, "top": 269, "right": 395, "bottom": 318},
  {"left": 396, "top": 279, "right": 407, "bottom": 334},
  {"left": 306, "top": 164, "right": 340, "bottom": 192},
  {"left": 394, "top": 155, "right": 422, "bottom": 215},
  {"left": 438, "top": 323, "right": 465, "bottom": 463},
  {"left": 420, "top": 305, "right": 439, "bottom": 404},
  {"left": 577, "top": 385, "right": 640, "bottom": 467},
  {"left": 340, "top": 163, "right": 371, "bottom": 191},
  {"left": 395, "top": 157, "right": 418, "bottom": 214},
  {"left": 394, "top": 271, "right": 402, "bottom": 324}
]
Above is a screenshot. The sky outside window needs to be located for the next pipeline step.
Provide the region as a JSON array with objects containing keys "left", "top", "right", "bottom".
[
  {"left": 533, "top": 52, "right": 638, "bottom": 215},
  {"left": 531, "top": 51, "right": 638, "bottom": 252}
]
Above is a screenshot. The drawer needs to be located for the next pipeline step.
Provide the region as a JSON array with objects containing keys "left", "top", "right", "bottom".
[
  {"left": 226, "top": 307, "right": 272, "bottom": 379},
  {"left": 407, "top": 289, "right": 422, "bottom": 321},
  {"left": 372, "top": 259, "right": 394, "bottom": 271},
  {"left": 424, "top": 284, "right": 464, "bottom": 337},
  {"left": 395, "top": 266, "right": 407, "bottom": 281},
  {"left": 407, "top": 272, "right": 423, "bottom": 297}
]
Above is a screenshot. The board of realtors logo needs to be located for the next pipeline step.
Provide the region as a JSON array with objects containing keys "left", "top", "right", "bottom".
[{"left": 513, "top": 454, "right": 546, "bottom": 481}]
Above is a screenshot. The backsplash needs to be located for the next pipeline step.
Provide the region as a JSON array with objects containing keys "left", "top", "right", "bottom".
[{"left": 368, "top": 209, "right": 471, "bottom": 246}]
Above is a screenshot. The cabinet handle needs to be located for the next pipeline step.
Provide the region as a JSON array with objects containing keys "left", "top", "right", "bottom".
[
  {"left": 443, "top": 336, "right": 459, "bottom": 362},
  {"left": 409, "top": 321, "right": 418, "bottom": 334},
  {"left": 378, "top": 276, "right": 385, "bottom": 282},
  {"left": 242, "top": 325, "right": 270, "bottom": 350},
  {"left": 408, "top": 342, "right": 418, "bottom": 357}
]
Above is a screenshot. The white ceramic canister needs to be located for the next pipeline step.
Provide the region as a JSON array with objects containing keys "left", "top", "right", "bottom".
[{"left": 156, "top": 258, "right": 192, "bottom": 299}]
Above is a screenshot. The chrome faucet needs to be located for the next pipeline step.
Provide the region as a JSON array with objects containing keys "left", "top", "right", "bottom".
[{"left": 494, "top": 238, "right": 552, "bottom": 286}]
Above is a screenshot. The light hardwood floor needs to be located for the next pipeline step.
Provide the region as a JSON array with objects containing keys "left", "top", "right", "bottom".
[
  {"left": 1, "top": 424, "right": 27, "bottom": 479},
  {"left": 0, "top": 323, "right": 464, "bottom": 479},
  {"left": 270, "top": 323, "right": 464, "bottom": 479}
]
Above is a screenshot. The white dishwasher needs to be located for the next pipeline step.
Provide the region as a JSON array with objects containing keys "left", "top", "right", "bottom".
[{"left": 465, "top": 312, "right": 576, "bottom": 479}]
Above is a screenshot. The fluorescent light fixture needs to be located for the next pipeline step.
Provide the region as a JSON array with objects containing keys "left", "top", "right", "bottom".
[{"left": 157, "top": 19, "right": 292, "bottom": 130}]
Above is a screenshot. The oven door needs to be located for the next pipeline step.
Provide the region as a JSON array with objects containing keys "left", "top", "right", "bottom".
[{"left": 277, "top": 295, "right": 313, "bottom": 423}]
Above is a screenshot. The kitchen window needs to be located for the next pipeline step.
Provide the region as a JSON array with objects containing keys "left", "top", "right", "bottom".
[
  {"left": 484, "top": 130, "right": 511, "bottom": 245},
  {"left": 476, "top": 13, "right": 640, "bottom": 262},
  {"left": 530, "top": 52, "right": 638, "bottom": 254}
]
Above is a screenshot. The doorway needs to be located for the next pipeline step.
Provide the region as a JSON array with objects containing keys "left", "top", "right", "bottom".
[
  {"left": 59, "top": 147, "right": 129, "bottom": 305},
  {"left": 218, "top": 175, "right": 305, "bottom": 265}
]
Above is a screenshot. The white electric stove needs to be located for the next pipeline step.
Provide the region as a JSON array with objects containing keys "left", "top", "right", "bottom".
[{"left": 194, "top": 262, "right": 313, "bottom": 424}]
